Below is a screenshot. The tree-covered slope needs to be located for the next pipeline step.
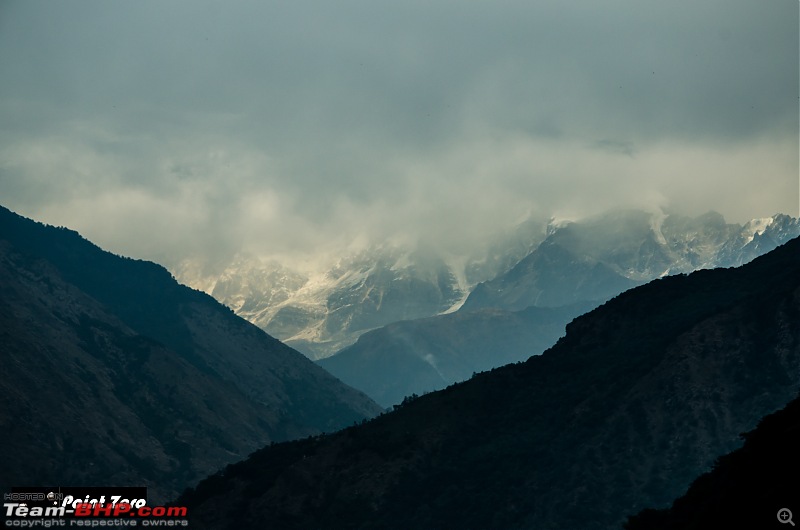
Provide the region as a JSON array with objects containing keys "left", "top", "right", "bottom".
[
  {"left": 180, "top": 237, "right": 800, "bottom": 529},
  {"left": 0, "top": 205, "right": 381, "bottom": 501},
  {"left": 625, "top": 391, "right": 800, "bottom": 529}
]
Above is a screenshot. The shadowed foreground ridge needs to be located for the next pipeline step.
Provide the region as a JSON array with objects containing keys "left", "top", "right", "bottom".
[
  {"left": 180, "top": 237, "right": 800, "bottom": 529},
  {"left": 0, "top": 205, "right": 381, "bottom": 501},
  {"left": 626, "top": 390, "right": 800, "bottom": 529}
]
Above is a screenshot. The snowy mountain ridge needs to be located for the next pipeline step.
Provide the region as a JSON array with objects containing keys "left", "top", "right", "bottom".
[
  {"left": 172, "top": 210, "right": 799, "bottom": 359},
  {"left": 175, "top": 244, "right": 466, "bottom": 359}
]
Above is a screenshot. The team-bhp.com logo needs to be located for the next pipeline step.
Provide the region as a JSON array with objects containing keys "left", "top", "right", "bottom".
[
  {"left": 4, "top": 501, "right": 187, "bottom": 520},
  {"left": 73, "top": 502, "right": 187, "bottom": 518},
  {"left": 3, "top": 487, "right": 189, "bottom": 527}
]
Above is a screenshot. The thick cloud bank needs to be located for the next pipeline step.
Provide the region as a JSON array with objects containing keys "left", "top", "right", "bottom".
[{"left": 1, "top": 0, "right": 797, "bottom": 267}]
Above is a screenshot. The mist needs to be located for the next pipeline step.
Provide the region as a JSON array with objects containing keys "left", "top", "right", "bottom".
[{"left": 1, "top": 0, "right": 797, "bottom": 269}]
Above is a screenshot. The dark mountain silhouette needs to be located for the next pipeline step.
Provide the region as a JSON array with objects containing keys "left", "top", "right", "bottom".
[
  {"left": 319, "top": 302, "right": 594, "bottom": 407},
  {"left": 625, "top": 391, "right": 800, "bottom": 530},
  {"left": 178, "top": 236, "right": 800, "bottom": 529},
  {"left": 0, "top": 205, "right": 381, "bottom": 502}
]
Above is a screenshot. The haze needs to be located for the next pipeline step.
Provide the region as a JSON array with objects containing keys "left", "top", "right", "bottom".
[{"left": 0, "top": 0, "right": 797, "bottom": 269}]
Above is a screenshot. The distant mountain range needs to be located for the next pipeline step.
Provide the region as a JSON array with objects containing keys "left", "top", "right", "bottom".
[
  {"left": 174, "top": 210, "right": 799, "bottom": 365},
  {"left": 462, "top": 210, "right": 800, "bottom": 311},
  {"left": 172, "top": 220, "right": 554, "bottom": 360},
  {"left": 175, "top": 246, "right": 467, "bottom": 360},
  {"left": 0, "top": 205, "right": 381, "bottom": 502},
  {"left": 178, "top": 235, "right": 800, "bottom": 529},
  {"left": 317, "top": 210, "right": 800, "bottom": 406}
]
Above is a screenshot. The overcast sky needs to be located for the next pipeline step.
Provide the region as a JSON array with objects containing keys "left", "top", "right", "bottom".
[{"left": 1, "top": 0, "right": 797, "bottom": 268}]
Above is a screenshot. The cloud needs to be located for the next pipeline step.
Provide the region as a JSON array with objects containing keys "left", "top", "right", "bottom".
[
  {"left": 591, "top": 140, "right": 636, "bottom": 158},
  {"left": 0, "top": 0, "right": 796, "bottom": 268}
]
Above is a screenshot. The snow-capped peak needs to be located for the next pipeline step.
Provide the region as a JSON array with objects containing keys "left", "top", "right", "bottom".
[{"left": 742, "top": 217, "right": 774, "bottom": 245}]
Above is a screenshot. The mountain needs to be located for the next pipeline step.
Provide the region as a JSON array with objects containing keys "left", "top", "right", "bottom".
[
  {"left": 318, "top": 210, "right": 799, "bottom": 407},
  {"left": 175, "top": 245, "right": 466, "bottom": 360},
  {"left": 625, "top": 391, "right": 800, "bottom": 529},
  {"left": 178, "top": 236, "right": 800, "bottom": 529},
  {"left": 716, "top": 213, "right": 800, "bottom": 267},
  {"left": 174, "top": 210, "right": 798, "bottom": 363},
  {"left": 0, "top": 205, "right": 381, "bottom": 502},
  {"left": 462, "top": 215, "right": 550, "bottom": 286},
  {"left": 318, "top": 302, "right": 593, "bottom": 408},
  {"left": 461, "top": 209, "right": 800, "bottom": 312}
]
